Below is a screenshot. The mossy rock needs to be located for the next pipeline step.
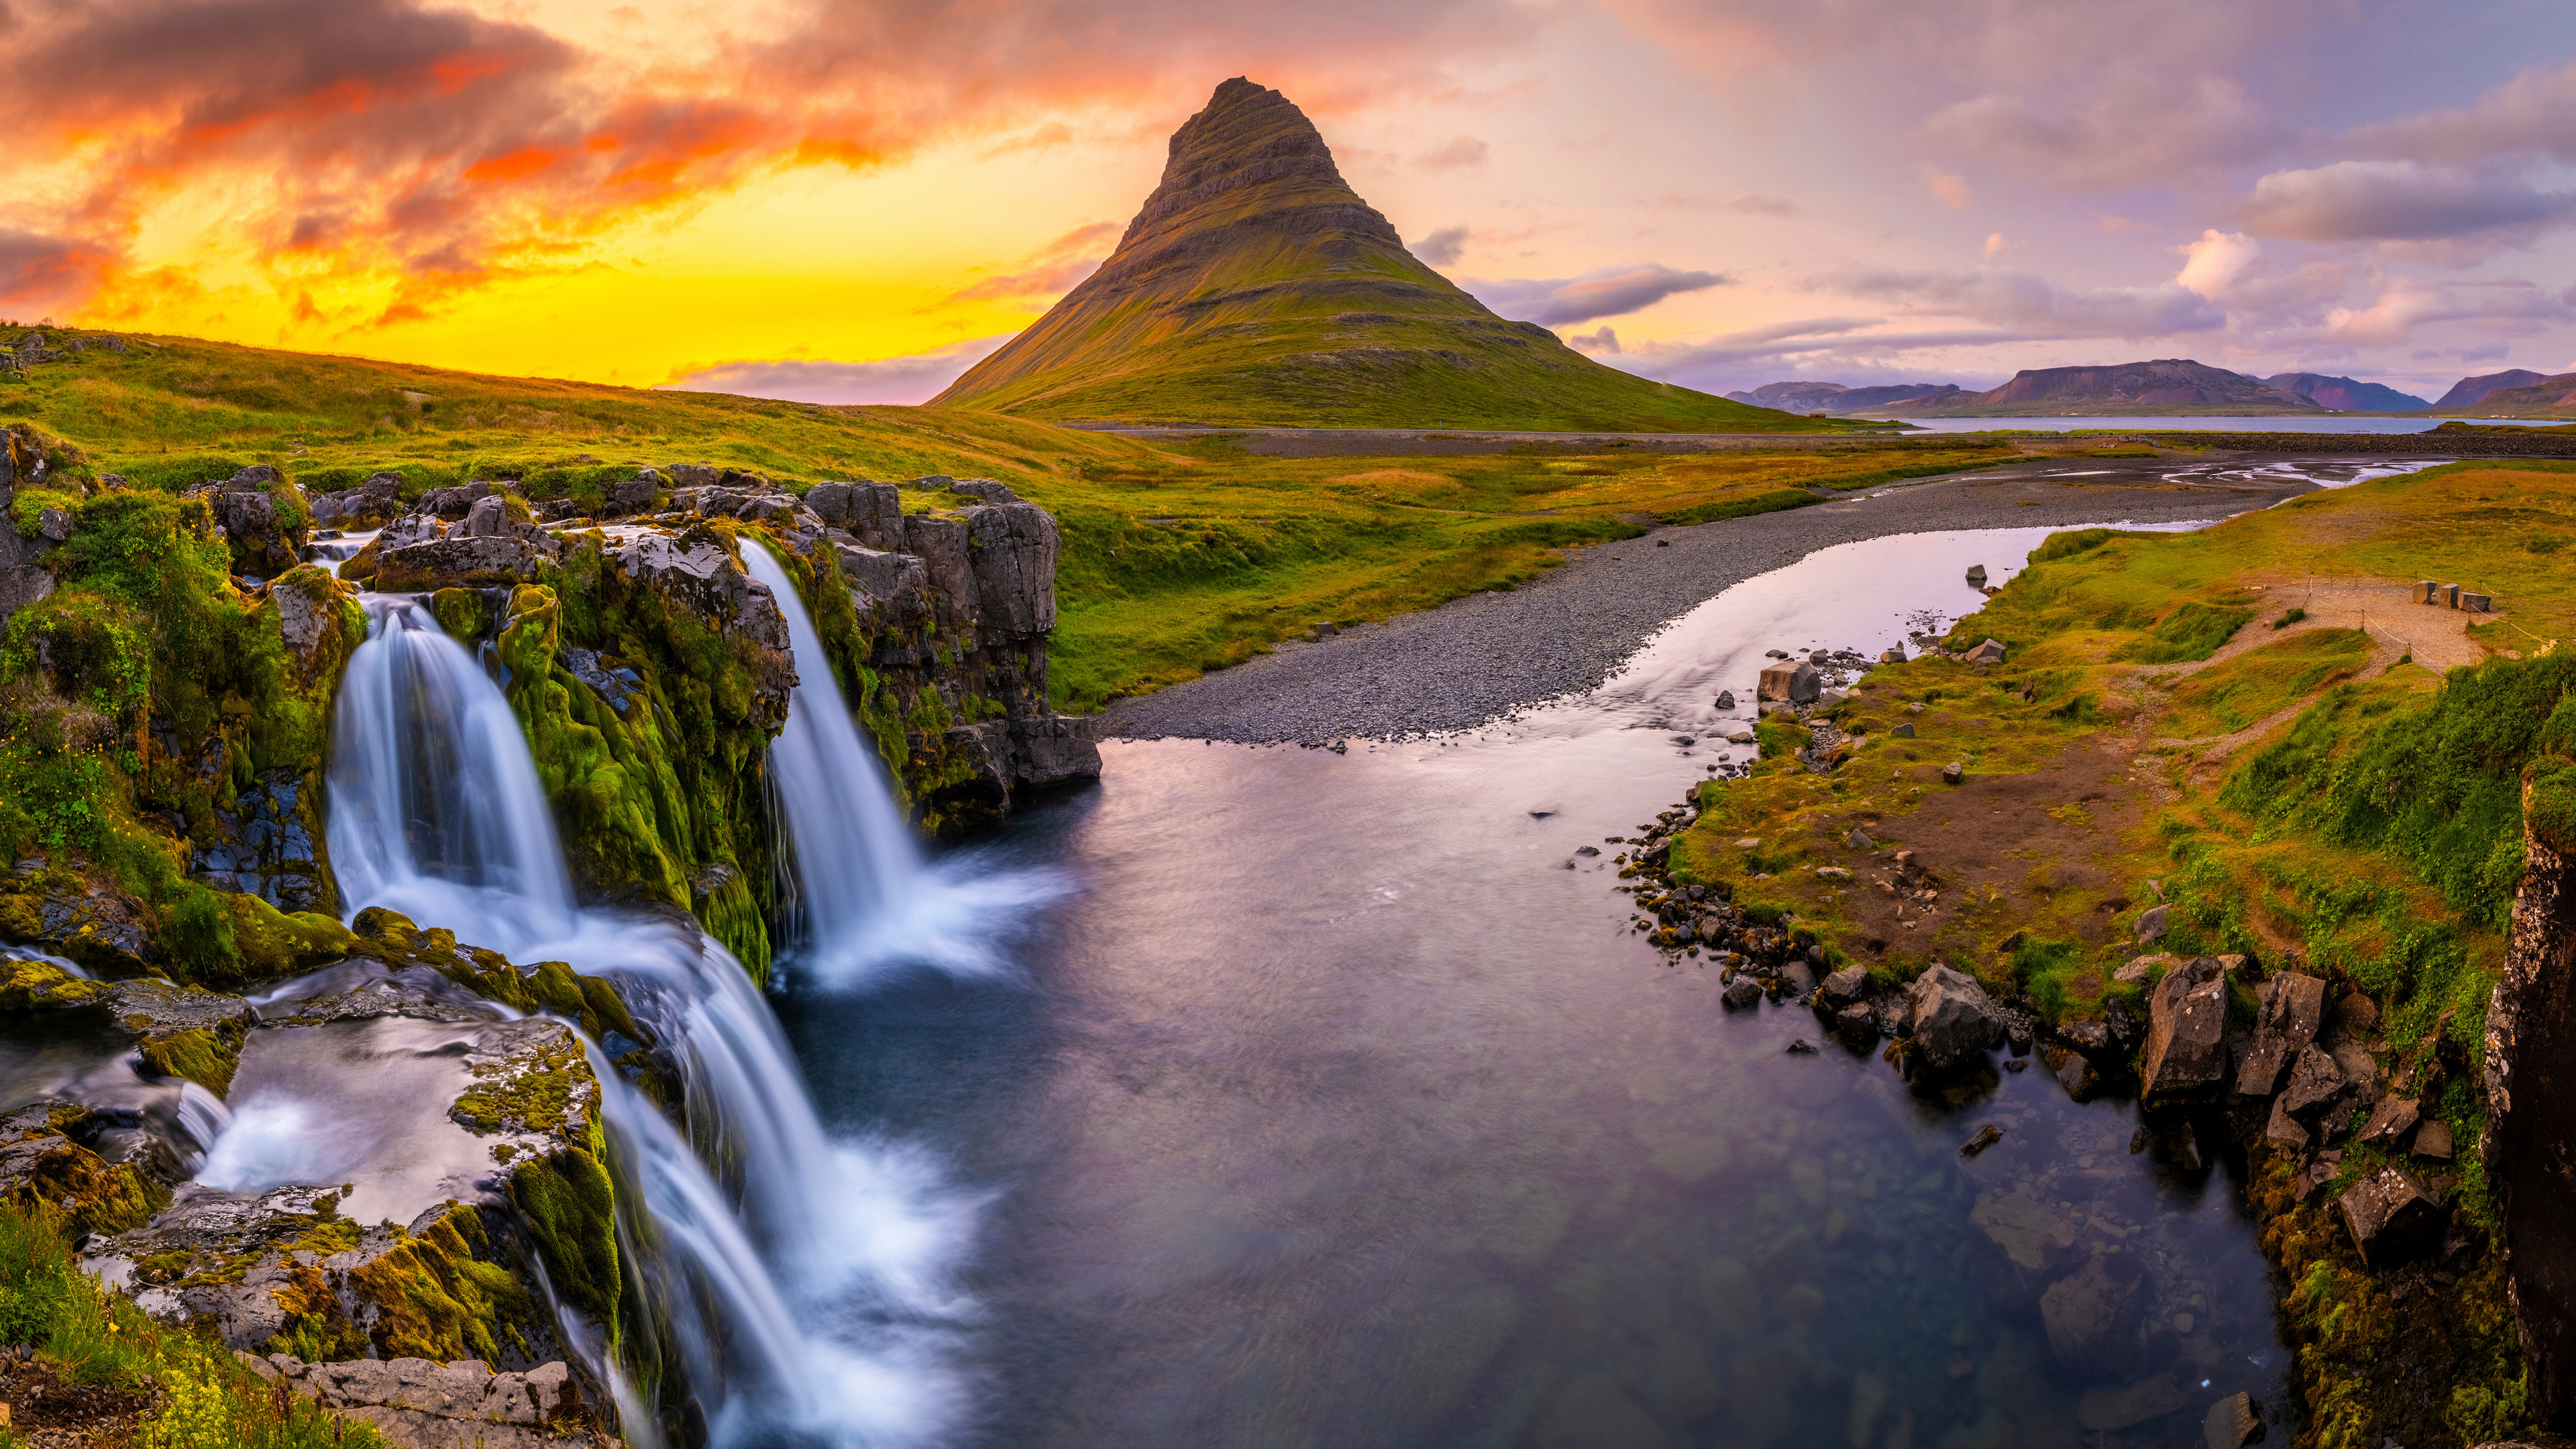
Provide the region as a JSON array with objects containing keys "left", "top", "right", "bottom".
[
  {"left": 508, "top": 1145, "right": 623, "bottom": 1348},
  {"left": 0, "top": 957, "right": 109, "bottom": 1011},
  {"left": 0, "top": 1116, "right": 168, "bottom": 1236},
  {"left": 343, "top": 1204, "right": 539, "bottom": 1365}
]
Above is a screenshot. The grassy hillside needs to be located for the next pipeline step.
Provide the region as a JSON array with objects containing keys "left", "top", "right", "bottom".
[
  {"left": 933, "top": 79, "right": 1851, "bottom": 435},
  {"left": 1, "top": 324, "right": 2021, "bottom": 706}
]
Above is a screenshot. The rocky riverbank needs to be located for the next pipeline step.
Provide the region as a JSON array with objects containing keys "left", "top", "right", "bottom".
[{"left": 1619, "top": 460, "right": 2576, "bottom": 1447}]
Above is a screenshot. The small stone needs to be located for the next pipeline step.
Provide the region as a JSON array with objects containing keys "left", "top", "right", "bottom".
[
  {"left": 1815, "top": 866, "right": 1852, "bottom": 881},
  {"left": 2204, "top": 1391, "right": 2263, "bottom": 1449},
  {"left": 2413, "top": 1118, "right": 2454, "bottom": 1160},
  {"left": 2173, "top": 1311, "right": 2194, "bottom": 1334},
  {"left": 1733, "top": 837, "right": 1760, "bottom": 849},
  {"left": 1784, "top": 1038, "right": 1818, "bottom": 1055},
  {"left": 2263, "top": 1095, "right": 2310, "bottom": 1152},
  {"left": 1941, "top": 761, "right": 1963, "bottom": 784},
  {"left": 1715, "top": 690, "right": 1735, "bottom": 709},
  {"left": 2356, "top": 1096, "right": 2420, "bottom": 1150},
  {"left": 1891, "top": 722, "right": 1916, "bottom": 739},
  {"left": 1847, "top": 828, "right": 1874, "bottom": 851},
  {"left": 2114, "top": 953, "right": 2176, "bottom": 985},
  {"left": 2339, "top": 1165, "right": 2445, "bottom": 1267},
  {"left": 1964, "top": 637, "right": 2007, "bottom": 665},
  {"left": 2134, "top": 904, "right": 2169, "bottom": 943},
  {"left": 1833, "top": 1002, "right": 1877, "bottom": 1042},
  {"left": 1960, "top": 1124, "right": 2003, "bottom": 1157},
  {"left": 1818, "top": 966, "right": 1868, "bottom": 1005},
  {"left": 1721, "top": 977, "right": 1764, "bottom": 1010}
]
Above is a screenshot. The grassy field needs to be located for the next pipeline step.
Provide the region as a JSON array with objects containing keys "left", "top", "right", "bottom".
[{"left": 1, "top": 325, "right": 2051, "bottom": 707}]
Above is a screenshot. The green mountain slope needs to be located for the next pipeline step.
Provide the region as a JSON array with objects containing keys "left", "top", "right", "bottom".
[{"left": 932, "top": 78, "right": 1841, "bottom": 433}]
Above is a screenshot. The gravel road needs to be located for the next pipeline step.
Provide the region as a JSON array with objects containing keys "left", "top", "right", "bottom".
[{"left": 1102, "top": 455, "right": 2431, "bottom": 744}]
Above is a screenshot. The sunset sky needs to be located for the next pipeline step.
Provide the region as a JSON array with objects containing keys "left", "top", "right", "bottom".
[{"left": 9, "top": 0, "right": 2576, "bottom": 405}]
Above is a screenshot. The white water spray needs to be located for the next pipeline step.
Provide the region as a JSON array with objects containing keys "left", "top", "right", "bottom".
[{"left": 322, "top": 594, "right": 973, "bottom": 1446}]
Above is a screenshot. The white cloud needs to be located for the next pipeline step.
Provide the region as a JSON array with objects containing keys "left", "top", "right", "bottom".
[
  {"left": 662, "top": 334, "right": 1014, "bottom": 406},
  {"left": 2176, "top": 230, "right": 2261, "bottom": 301},
  {"left": 1465, "top": 263, "right": 1729, "bottom": 327},
  {"left": 2241, "top": 161, "right": 2575, "bottom": 244}
]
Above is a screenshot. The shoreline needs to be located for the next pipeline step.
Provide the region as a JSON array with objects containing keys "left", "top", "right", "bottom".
[{"left": 1103, "top": 458, "right": 2383, "bottom": 745}]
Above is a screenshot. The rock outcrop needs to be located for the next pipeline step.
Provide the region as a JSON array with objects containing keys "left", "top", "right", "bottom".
[
  {"left": 248, "top": 1354, "right": 612, "bottom": 1449},
  {"left": 0, "top": 425, "right": 61, "bottom": 625},
  {"left": 2139, "top": 955, "right": 2228, "bottom": 1098}
]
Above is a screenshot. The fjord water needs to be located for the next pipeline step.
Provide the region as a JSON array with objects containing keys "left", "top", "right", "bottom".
[
  {"left": 793, "top": 522, "right": 2302, "bottom": 1447},
  {"left": 310, "top": 596, "right": 977, "bottom": 1447}
]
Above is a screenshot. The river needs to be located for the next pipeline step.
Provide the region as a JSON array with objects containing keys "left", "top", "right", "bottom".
[{"left": 786, "top": 521, "right": 2302, "bottom": 1448}]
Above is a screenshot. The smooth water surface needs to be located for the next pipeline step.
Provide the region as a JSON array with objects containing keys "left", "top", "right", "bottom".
[
  {"left": 1878, "top": 414, "right": 2538, "bottom": 433},
  {"left": 789, "top": 523, "right": 2299, "bottom": 1447}
]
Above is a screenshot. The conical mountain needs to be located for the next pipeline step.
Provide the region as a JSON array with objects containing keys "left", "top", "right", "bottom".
[{"left": 932, "top": 79, "right": 1831, "bottom": 432}]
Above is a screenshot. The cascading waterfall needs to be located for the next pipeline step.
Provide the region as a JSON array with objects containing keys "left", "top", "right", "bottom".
[
  {"left": 321, "top": 595, "right": 973, "bottom": 1447},
  {"left": 743, "top": 543, "right": 1059, "bottom": 989}
]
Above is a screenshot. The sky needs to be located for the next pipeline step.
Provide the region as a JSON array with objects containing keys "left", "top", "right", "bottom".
[{"left": 9, "top": 0, "right": 2576, "bottom": 407}]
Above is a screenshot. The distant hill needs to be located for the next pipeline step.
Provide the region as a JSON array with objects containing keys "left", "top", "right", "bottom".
[
  {"left": 2431, "top": 369, "right": 2553, "bottom": 411},
  {"left": 931, "top": 79, "right": 1843, "bottom": 433},
  {"left": 1724, "top": 381, "right": 1966, "bottom": 414},
  {"left": 1876, "top": 359, "right": 2324, "bottom": 416},
  {"left": 2449, "top": 371, "right": 2576, "bottom": 417},
  {"left": 2262, "top": 372, "right": 2428, "bottom": 413}
]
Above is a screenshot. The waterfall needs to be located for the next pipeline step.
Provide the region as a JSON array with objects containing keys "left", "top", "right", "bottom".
[
  {"left": 743, "top": 542, "right": 1060, "bottom": 987},
  {"left": 328, "top": 598, "right": 578, "bottom": 951},
  {"left": 325, "top": 594, "right": 972, "bottom": 1447}
]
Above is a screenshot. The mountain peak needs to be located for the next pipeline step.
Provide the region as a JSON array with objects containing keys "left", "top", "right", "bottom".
[{"left": 932, "top": 80, "right": 1831, "bottom": 431}]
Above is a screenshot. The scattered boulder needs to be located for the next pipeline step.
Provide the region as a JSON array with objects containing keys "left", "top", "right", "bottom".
[
  {"left": 1846, "top": 828, "right": 1873, "bottom": 851},
  {"left": 2134, "top": 904, "right": 2170, "bottom": 943},
  {"left": 2356, "top": 1095, "right": 2422, "bottom": 1151},
  {"left": 2140, "top": 956, "right": 2229, "bottom": 1098},
  {"left": 1964, "top": 638, "right": 2007, "bottom": 665},
  {"left": 1757, "top": 660, "right": 1820, "bottom": 705},
  {"left": 2279, "top": 1046, "right": 2349, "bottom": 1120},
  {"left": 1940, "top": 761, "right": 1963, "bottom": 785},
  {"left": 1833, "top": 1002, "right": 1877, "bottom": 1042},
  {"left": 2053, "top": 1051, "right": 2099, "bottom": 1101},
  {"left": 2235, "top": 971, "right": 2326, "bottom": 1096},
  {"left": 2338, "top": 1165, "right": 2445, "bottom": 1267},
  {"left": 2414, "top": 1118, "right": 2455, "bottom": 1161},
  {"left": 189, "top": 466, "right": 307, "bottom": 577},
  {"left": 1714, "top": 690, "right": 1735, "bottom": 710},
  {"left": 1721, "top": 976, "right": 1764, "bottom": 1010},
  {"left": 1891, "top": 722, "right": 1916, "bottom": 739},
  {"left": 1818, "top": 966, "right": 1868, "bottom": 1006},
  {"left": 2263, "top": 1096, "right": 2310, "bottom": 1154},
  {"left": 306, "top": 472, "right": 404, "bottom": 529},
  {"left": 1902, "top": 964, "right": 2004, "bottom": 1075}
]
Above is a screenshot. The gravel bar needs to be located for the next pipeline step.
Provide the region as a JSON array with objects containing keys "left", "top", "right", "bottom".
[{"left": 1102, "top": 456, "right": 2419, "bottom": 745}]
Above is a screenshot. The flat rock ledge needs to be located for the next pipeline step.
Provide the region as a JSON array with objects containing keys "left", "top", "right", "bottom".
[{"left": 244, "top": 1353, "right": 614, "bottom": 1449}]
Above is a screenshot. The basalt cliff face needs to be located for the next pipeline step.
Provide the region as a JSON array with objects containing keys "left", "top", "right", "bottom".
[{"left": 932, "top": 78, "right": 1820, "bottom": 433}]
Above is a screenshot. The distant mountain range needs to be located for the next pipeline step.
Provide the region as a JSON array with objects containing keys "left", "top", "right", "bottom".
[
  {"left": 1864, "top": 360, "right": 2323, "bottom": 416},
  {"left": 2430, "top": 370, "right": 2553, "bottom": 411},
  {"left": 1730, "top": 362, "right": 2446, "bottom": 417},
  {"left": 1722, "top": 381, "right": 1964, "bottom": 414},
  {"left": 2261, "top": 373, "right": 2429, "bottom": 412}
]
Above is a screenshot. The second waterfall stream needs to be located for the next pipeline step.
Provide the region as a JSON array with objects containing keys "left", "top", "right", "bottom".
[{"left": 321, "top": 568, "right": 1004, "bottom": 1446}]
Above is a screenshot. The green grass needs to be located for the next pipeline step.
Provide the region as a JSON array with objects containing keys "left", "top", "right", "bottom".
[
  {"left": 0, "top": 329, "right": 2031, "bottom": 707},
  {"left": 0, "top": 1201, "right": 383, "bottom": 1447}
]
